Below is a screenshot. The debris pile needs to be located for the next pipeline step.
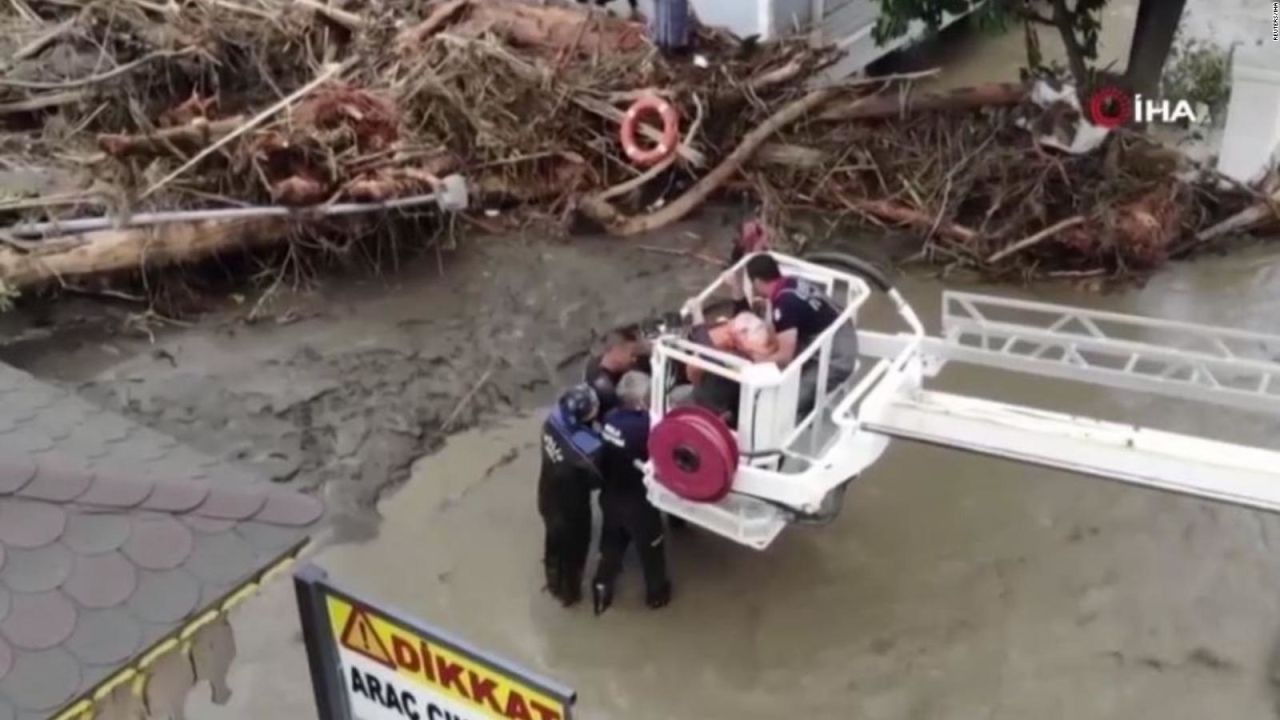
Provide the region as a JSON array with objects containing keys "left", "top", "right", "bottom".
[{"left": 0, "top": 0, "right": 1275, "bottom": 295}]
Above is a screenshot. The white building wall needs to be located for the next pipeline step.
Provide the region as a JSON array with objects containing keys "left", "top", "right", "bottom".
[
  {"left": 590, "top": 0, "right": 929, "bottom": 77},
  {"left": 1217, "top": 44, "right": 1280, "bottom": 185}
]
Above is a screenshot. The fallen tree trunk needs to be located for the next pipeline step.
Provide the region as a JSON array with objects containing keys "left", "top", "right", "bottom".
[
  {"left": 750, "top": 142, "right": 827, "bottom": 169},
  {"left": 986, "top": 215, "right": 1085, "bottom": 263},
  {"left": 0, "top": 218, "right": 287, "bottom": 289},
  {"left": 474, "top": 164, "right": 588, "bottom": 203},
  {"left": 841, "top": 197, "right": 978, "bottom": 242},
  {"left": 467, "top": 1, "right": 646, "bottom": 55},
  {"left": 0, "top": 90, "right": 84, "bottom": 115},
  {"left": 0, "top": 167, "right": 583, "bottom": 291},
  {"left": 1195, "top": 187, "right": 1280, "bottom": 242},
  {"left": 293, "top": 0, "right": 365, "bottom": 30},
  {"left": 398, "top": 0, "right": 644, "bottom": 56},
  {"left": 97, "top": 116, "right": 247, "bottom": 158},
  {"left": 819, "top": 82, "right": 1029, "bottom": 121},
  {"left": 396, "top": 0, "right": 469, "bottom": 49}
]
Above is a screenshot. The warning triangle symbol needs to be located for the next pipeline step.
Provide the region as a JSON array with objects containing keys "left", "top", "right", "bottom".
[{"left": 339, "top": 608, "right": 395, "bottom": 669}]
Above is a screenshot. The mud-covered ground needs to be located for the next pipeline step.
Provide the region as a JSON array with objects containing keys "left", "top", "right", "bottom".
[
  {"left": 170, "top": 233, "right": 1280, "bottom": 720},
  {"left": 0, "top": 214, "right": 762, "bottom": 539}
]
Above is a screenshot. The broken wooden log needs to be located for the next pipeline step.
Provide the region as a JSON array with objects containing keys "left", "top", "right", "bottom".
[
  {"left": 474, "top": 164, "right": 588, "bottom": 203},
  {"left": 1196, "top": 187, "right": 1280, "bottom": 242},
  {"left": 293, "top": 0, "right": 365, "bottom": 30},
  {"left": 749, "top": 58, "right": 806, "bottom": 91},
  {"left": 819, "top": 82, "right": 1029, "bottom": 121},
  {"left": 397, "top": 0, "right": 645, "bottom": 56},
  {"left": 0, "top": 218, "right": 287, "bottom": 289},
  {"left": 750, "top": 143, "right": 827, "bottom": 169},
  {"left": 841, "top": 197, "right": 978, "bottom": 242},
  {"left": 0, "top": 90, "right": 84, "bottom": 115},
  {"left": 140, "top": 62, "right": 348, "bottom": 200},
  {"left": 97, "top": 116, "right": 247, "bottom": 158},
  {"left": 397, "top": 0, "right": 469, "bottom": 48},
  {"left": 987, "top": 215, "right": 1085, "bottom": 263}
]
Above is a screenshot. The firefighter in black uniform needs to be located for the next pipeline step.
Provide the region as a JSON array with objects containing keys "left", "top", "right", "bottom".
[
  {"left": 539, "top": 384, "right": 604, "bottom": 607},
  {"left": 592, "top": 370, "right": 672, "bottom": 615}
]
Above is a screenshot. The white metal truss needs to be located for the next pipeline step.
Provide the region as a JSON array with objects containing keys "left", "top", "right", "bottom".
[{"left": 938, "top": 292, "right": 1280, "bottom": 416}]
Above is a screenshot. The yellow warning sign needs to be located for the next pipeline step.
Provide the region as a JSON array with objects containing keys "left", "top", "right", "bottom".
[
  {"left": 326, "top": 594, "right": 570, "bottom": 720},
  {"left": 340, "top": 607, "right": 395, "bottom": 669}
]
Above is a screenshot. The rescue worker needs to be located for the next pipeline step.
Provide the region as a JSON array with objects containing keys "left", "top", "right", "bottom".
[
  {"left": 585, "top": 326, "right": 650, "bottom": 417},
  {"left": 539, "top": 384, "right": 604, "bottom": 607},
  {"left": 592, "top": 371, "right": 672, "bottom": 615},
  {"left": 741, "top": 253, "right": 858, "bottom": 415}
]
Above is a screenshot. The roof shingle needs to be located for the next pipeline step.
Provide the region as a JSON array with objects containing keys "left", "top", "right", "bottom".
[{"left": 0, "top": 361, "right": 325, "bottom": 716}]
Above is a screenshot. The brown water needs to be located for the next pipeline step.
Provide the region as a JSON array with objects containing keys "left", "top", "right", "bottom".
[
  {"left": 4, "top": 0, "right": 1267, "bottom": 713},
  {"left": 180, "top": 3, "right": 1280, "bottom": 706},
  {"left": 895, "top": 0, "right": 1264, "bottom": 92},
  {"left": 187, "top": 239, "right": 1280, "bottom": 720}
]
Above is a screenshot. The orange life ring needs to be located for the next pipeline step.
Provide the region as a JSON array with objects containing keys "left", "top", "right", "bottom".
[{"left": 619, "top": 95, "right": 680, "bottom": 167}]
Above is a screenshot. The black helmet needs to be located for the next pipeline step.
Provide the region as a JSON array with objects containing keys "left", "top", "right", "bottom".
[{"left": 559, "top": 384, "right": 600, "bottom": 426}]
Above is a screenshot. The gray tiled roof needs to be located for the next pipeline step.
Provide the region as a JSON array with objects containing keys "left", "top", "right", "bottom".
[{"left": 0, "top": 363, "right": 324, "bottom": 719}]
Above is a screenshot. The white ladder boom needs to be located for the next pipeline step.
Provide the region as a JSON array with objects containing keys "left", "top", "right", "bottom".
[
  {"left": 858, "top": 291, "right": 1280, "bottom": 514},
  {"left": 862, "top": 390, "right": 1280, "bottom": 513}
]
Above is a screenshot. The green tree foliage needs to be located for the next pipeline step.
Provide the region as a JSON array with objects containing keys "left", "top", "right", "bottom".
[
  {"left": 872, "top": 0, "right": 1110, "bottom": 90},
  {"left": 0, "top": 281, "right": 17, "bottom": 313}
]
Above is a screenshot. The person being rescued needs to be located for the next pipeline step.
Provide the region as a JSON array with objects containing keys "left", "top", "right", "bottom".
[
  {"left": 671, "top": 301, "right": 776, "bottom": 426},
  {"left": 683, "top": 251, "right": 857, "bottom": 422}
]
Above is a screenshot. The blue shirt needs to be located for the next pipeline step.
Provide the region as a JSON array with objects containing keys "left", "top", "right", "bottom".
[{"left": 600, "top": 407, "right": 650, "bottom": 491}]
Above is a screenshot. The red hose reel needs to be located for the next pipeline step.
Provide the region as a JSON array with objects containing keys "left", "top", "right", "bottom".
[{"left": 648, "top": 406, "right": 738, "bottom": 503}]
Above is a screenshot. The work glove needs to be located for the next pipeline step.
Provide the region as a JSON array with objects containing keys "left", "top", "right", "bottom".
[
  {"left": 645, "top": 581, "right": 672, "bottom": 610},
  {"left": 592, "top": 581, "right": 614, "bottom": 616}
]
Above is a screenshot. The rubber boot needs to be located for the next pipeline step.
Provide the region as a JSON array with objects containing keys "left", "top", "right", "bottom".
[
  {"left": 543, "top": 559, "right": 564, "bottom": 603},
  {"left": 645, "top": 580, "right": 672, "bottom": 610},
  {"left": 592, "top": 579, "right": 615, "bottom": 616},
  {"left": 559, "top": 567, "right": 583, "bottom": 608}
]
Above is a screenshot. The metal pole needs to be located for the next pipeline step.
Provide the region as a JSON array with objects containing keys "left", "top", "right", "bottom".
[
  {"left": 6, "top": 192, "right": 442, "bottom": 237},
  {"left": 293, "top": 564, "right": 351, "bottom": 720},
  {"left": 6, "top": 174, "right": 469, "bottom": 238}
]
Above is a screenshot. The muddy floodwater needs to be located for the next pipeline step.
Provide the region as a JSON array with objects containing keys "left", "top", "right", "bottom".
[
  {"left": 162, "top": 234, "right": 1280, "bottom": 720},
  {"left": 2, "top": 212, "right": 1277, "bottom": 719},
  {"left": 3, "top": 0, "right": 1278, "bottom": 715}
]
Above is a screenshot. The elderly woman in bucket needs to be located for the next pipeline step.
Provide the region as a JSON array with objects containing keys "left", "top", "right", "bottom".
[{"left": 670, "top": 300, "right": 778, "bottom": 427}]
